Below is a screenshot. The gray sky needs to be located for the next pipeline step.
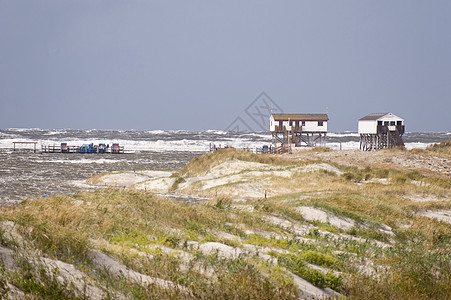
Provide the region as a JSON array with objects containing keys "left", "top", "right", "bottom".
[{"left": 1, "top": 1, "right": 450, "bottom": 132}]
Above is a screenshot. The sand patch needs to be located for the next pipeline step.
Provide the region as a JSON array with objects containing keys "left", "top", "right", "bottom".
[
  {"left": 419, "top": 209, "right": 451, "bottom": 224},
  {"left": 134, "top": 177, "right": 176, "bottom": 193},
  {"left": 298, "top": 163, "right": 343, "bottom": 175},
  {"left": 88, "top": 249, "right": 190, "bottom": 294},
  {"left": 231, "top": 204, "right": 255, "bottom": 212},
  {"left": 138, "top": 170, "right": 174, "bottom": 178},
  {"left": 88, "top": 170, "right": 175, "bottom": 193},
  {"left": 198, "top": 242, "right": 243, "bottom": 259},
  {"left": 263, "top": 215, "right": 314, "bottom": 236},
  {"left": 89, "top": 170, "right": 172, "bottom": 188},
  {"left": 95, "top": 172, "right": 151, "bottom": 187},
  {"left": 291, "top": 273, "right": 340, "bottom": 299},
  {"left": 0, "top": 220, "right": 27, "bottom": 247},
  {"left": 406, "top": 193, "right": 450, "bottom": 202},
  {"left": 214, "top": 231, "right": 242, "bottom": 242},
  {"left": 40, "top": 256, "right": 106, "bottom": 299},
  {"left": 295, "top": 206, "right": 355, "bottom": 230},
  {"left": 361, "top": 178, "right": 389, "bottom": 185},
  {"left": 207, "top": 159, "right": 270, "bottom": 177}
]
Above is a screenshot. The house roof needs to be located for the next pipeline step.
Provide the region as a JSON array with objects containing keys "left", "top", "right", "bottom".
[
  {"left": 271, "top": 113, "right": 329, "bottom": 121},
  {"left": 358, "top": 112, "right": 403, "bottom": 121}
]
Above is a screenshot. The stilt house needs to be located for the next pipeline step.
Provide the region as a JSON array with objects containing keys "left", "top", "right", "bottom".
[
  {"left": 358, "top": 112, "right": 405, "bottom": 151},
  {"left": 269, "top": 113, "right": 328, "bottom": 147}
]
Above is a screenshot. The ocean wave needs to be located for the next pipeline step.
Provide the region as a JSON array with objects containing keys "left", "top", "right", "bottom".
[
  {"left": 43, "top": 130, "right": 68, "bottom": 135},
  {"left": 241, "top": 132, "right": 272, "bottom": 139},
  {"left": 0, "top": 139, "right": 436, "bottom": 152},
  {"left": 205, "top": 130, "right": 229, "bottom": 135},
  {"left": 0, "top": 132, "right": 19, "bottom": 138},
  {"left": 146, "top": 130, "right": 167, "bottom": 135},
  {"left": 404, "top": 142, "right": 431, "bottom": 150},
  {"left": 0, "top": 129, "right": 446, "bottom": 152},
  {"left": 34, "top": 158, "right": 123, "bottom": 164},
  {"left": 328, "top": 132, "right": 359, "bottom": 137},
  {"left": 7, "top": 128, "right": 45, "bottom": 132},
  {"left": 326, "top": 141, "right": 360, "bottom": 150}
]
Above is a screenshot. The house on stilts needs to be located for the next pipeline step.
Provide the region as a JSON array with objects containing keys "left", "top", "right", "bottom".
[
  {"left": 269, "top": 113, "right": 328, "bottom": 147},
  {"left": 358, "top": 112, "right": 405, "bottom": 151}
]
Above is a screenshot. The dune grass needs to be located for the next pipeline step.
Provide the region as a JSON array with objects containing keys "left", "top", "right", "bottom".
[
  {"left": 0, "top": 190, "right": 300, "bottom": 298},
  {"left": 180, "top": 148, "right": 294, "bottom": 177},
  {"left": 410, "top": 139, "right": 451, "bottom": 158},
  {"left": 1, "top": 148, "right": 450, "bottom": 298}
]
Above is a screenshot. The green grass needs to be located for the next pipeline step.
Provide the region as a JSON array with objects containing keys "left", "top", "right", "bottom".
[{"left": 277, "top": 253, "right": 342, "bottom": 290}]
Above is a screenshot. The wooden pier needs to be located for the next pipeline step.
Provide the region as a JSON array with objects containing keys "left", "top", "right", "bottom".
[
  {"left": 13, "top": 141, "right": 38, "bottom": 153},
  {"left": 41, "top": 145, "right": 77, "bottom": 153},
  {"left": 11, "top": 142, "right": 124, "bottom": 154},
  {"left": 41, "top": 143, "right": 125, "bottom": 154}
]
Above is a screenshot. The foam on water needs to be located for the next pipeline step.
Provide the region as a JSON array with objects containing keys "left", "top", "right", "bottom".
[
  {"left": 404, "top": 142, "right": 431, "bottom": 150},
  {"left": 0, "top": 128, "right": 448, "bottom": 204},
  {"left": 328, "top": 132, "right": 360, "bottom": 138},
  {"left": 7, "top": 128, "right": 44, "bottom": 132},
  {"left": 0, "top": 129, "right": 446, "bottom": 152},
  {"left": 34, "top": 158, "right": 124, "bottom": 164},
  {"left": 145, "top": 130, "right": 167, "bottom": 135},
  {"left": 43, "top": 130, "right": 68, "bottom": 136},
  {"left": 327, "top": 141, "right": 360, "bottom": 150},
  {"left": 205, "top": 129, "right": 229, "bottom": 135}
]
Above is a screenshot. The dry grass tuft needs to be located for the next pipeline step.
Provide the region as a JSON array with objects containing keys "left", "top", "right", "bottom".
[
  {"left": 410, "top": 139, "right": 451, "bottom": 158},
  {"left": 304, "top": 146, "right": 333, "bottom": 153}
]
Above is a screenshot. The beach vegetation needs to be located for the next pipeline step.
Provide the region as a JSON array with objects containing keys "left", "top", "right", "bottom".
[
  {"left": 303, "top": 146, "right": 333, "bottom": 153},
  {"left": 170, "top": 175, "right": 186, "bottom": 191},
  {"left": 277, "top": 253, "right": 342, "bottom": 290},
  {"left": 180, "top": 148, "right": 294, "bottom": 177},
  {"left": 410, "top": 139, "right": 451, "bottom": 157},
  {"left": 0, "top": 148, "right": 449, "bottom": 298}
]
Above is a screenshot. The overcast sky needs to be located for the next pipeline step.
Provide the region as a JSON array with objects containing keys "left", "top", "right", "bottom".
[{"left": 1, "top": 1, "right": 450, "bottom": 132}]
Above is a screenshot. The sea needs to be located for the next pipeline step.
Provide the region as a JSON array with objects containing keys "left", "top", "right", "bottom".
[{"left": 0, "top": 128, "right": 449, "bottom": 205}]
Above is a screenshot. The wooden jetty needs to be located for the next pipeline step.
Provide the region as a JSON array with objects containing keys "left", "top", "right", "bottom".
[{"left": 13, "top": 141, "right": 38, "bottom": 153}]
